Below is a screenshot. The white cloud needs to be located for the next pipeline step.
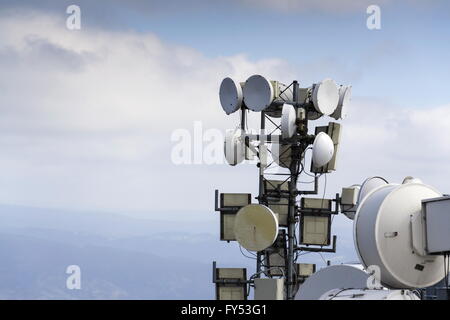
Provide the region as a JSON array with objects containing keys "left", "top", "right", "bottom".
[
  {"left": 0, "top": 10, "right": 294, "bottom": 213},
  {"left": 0, "top": 9, "right": 449, "bottom": 220},
  {"left": 331, "top": 98, "right": 450, "bottom": 194}
]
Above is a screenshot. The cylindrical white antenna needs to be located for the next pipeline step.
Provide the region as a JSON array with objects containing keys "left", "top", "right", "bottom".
[{"left": 354, "top": 182, "right": 445, "bottom": 289}]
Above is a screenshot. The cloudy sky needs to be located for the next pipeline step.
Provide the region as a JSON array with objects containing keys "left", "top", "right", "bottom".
[{"left": 1, "top": 0, "right": 450, "bottom": 232}]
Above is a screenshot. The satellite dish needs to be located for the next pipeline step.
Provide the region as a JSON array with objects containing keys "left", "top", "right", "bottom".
[
  {"left": 330, "top": 85, "right": 352, "bottom": 120},
  {"left": 357, "top": 176, "right": 389, "bottom": 204},
  {"left": 271, "top": 143, "right": 292, "bottom": 168},
  {"left": 281, "top": 104, "right": 297, "bottom": 139},
  {"left": 295, "top": 264, "right": 369, "bottom": 300},
  {"left": 224, "top": 129, "right": 244, "bottom": 166},
  {"left": 402, "top": 176, "right": 422, "bottom": 184},
  {"left": 243, "top": 75, "right": 274, "bottom": 112},
  {"left": 312, "top": 132, "right": 334, "bottom": 167},
  {"left": 219, "top": 77, "right": 243, "bottom": 115},
  {"left": 312, "top": 79, "right": 339, "bottom": 116},
  {"left": 320, "top": 289, "right": 419, "bottom": 300},
  {"left": 242, "top": 75, "right": 292, "bottom": 116},
  {"left": 234, "top": 204, "right": 278, "bottom": 252},
  {"left": 354, "top": 182, "right": 444, "bottom": 289}
]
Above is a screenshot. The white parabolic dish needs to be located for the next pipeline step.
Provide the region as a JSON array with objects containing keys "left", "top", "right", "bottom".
[
  {"left": 243, "top": 75, "right": 274, "bottom": 112},
  {"left": 354, "top": 182, "right": 445, "bottom": 289},
  {"left": 312, "top": 78, "right": 339, "bottom": 116},
  {"left": 224, "top": 129, "right": 244, "bottom": 166},
  {"left": 312, "top": 132, "right": 334, "bottom": 167},
  {"left": 295, "top": 264, "right": 369, "bottom": 300},
  {"left": 320, "top": 288, "right": 419, "bottom": 300},
  {"left": 281, "top": 104, "right": 297, "bottom": 139},
  {"left": 357, "top": 176, "right": 389, "bottom": 205},
  {"left": 234, "top": 204, "right": 278, "bottom": 252},
  {"left": 219, "top": 77, "right": 243, "bottom": 115},
  {"left": 330, "top": 85, "right": 352, "bottom": 120}
]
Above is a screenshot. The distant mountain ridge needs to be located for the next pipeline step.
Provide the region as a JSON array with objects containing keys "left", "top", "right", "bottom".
[
  {"left": 0, "top": 204, "right": 357, "bottom": 299},
  {"left": 0, "top": 204, "right": 248, "bottom": 299}
]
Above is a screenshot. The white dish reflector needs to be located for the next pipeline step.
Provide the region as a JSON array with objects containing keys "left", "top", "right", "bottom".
[
  {"left": 320, "top": 289, "right": 419, "bottom": 300},
  {"left": 357, "top": 176, "right": 388, "bottom": 204},
  {"left": 234, "top": 204, "right": 278, "bottom": 252},
  {"left": 243, "top": 75, "right": 274, "bottom": 112},
  {"left": 295, "top": 264, "right": 369, "bottom": 300},
  {"left": 281, "top": 104, "right": 297, "bottom": 139},
  {"left": 224, "top": 129, "right": 244, "bottom": 166},
  {"left": 312, "top": 132, "right": 334, "bottom": 168},
  {"left": 354, "top": 182, "right": 444, "bottom": 288},
  {"left": 330, "top": 85, "right": 352, "bottom": 120},
  {"left": 219, "top": 77, "right": 243, "bottom": 115},
  {"left": 312, "top": 79, "right": 339, "bottom": 116}
]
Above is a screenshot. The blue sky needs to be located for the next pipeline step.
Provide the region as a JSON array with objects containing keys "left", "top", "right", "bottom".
[
  {"left": 4, "top": 0, "right": 450, "bottom": 109},
  {"left": 2, "top": 0, "right": 449, "bottom": 107},
  {"left": 1, "top": 0, "right": 450, "bottom": 269},
  {"left": 67, "top": 0, "right": 450, "bottom": 108},
  {"left": 166, "top": 2, "right": 448, "bottom": 107},
  {"left": 0, "top": 0, "right": 449, "bottom": 212}
]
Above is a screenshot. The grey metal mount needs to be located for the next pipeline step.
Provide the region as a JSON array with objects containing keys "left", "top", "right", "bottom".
[{"left": 296, "top": 235, "right": 337, "bottom": 253}]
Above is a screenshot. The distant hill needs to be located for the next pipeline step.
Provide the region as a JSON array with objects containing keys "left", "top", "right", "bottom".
[
  {"left": 0, "top": 204, "right": 357, "bottom": 299},
  {"left": 0, "top": 204, "right": 253, "bottom": 299},
  {"left": 0, "top": 232, "right": 212, "bottom": 299}
]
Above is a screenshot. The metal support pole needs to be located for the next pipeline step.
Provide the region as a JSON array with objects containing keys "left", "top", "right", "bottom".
[
  {"left": 286, "top": 80, "right": 300, "bottom": 300},
  {"left": 256, "top": 111, "right": 266, "bottom": 277},
  {"left": 240, "top": 106, "right": 246, "bottom": 130}
]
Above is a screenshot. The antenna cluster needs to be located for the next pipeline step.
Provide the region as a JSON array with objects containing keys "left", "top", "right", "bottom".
[{"left": 213, "top": 74, "right": 352, "bottom": 300}]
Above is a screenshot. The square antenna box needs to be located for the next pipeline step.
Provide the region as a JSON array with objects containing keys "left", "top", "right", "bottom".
[
  {"left": 296, "top": 263, "right": 316, "bottom": 278},
  {"left": 299, "top": 215, "right": 331, "bottom": 246},
  {"left": 266, "top": 250, "right": 285, "bottom": 277},
  {"left": 311, "top": 122, "right": 342, "bottom": 174},
  {"left": 340, "top": 186, "right": 359, "bottom": 217},
  {"left": 265, "top": 230, "right": 287, "bottom": 276},
  {"left": 422, "top": 196, "right": 450, "bottom": 255},
  {"left": 301, "top": 197, "right": 332, "bottom": 211},
  {"left": 268, "top": 201, "right": 288, "bottom": 227},
  {"left": 264, "top": 179, "right": 289, "bottom": 192},
  {"left": 220, "top": 193, "right": 251, "bottom": 208},
  {"left": 254, "top": 278, "right": 284, "bottom": 300},
  {"left": 217, "top": 192, "right": 251, "bottom": 241},
  {"left": 220, "top": 214, "right": 237, "bottom": 241},
  {"left": 215, "top": 267, "right": 247, "bottom": 300},
  {"left": 216, "top": 267, "right": 247, "bottom": 280},
  {"left": 300, "top": 197, "right": 332, "bottom": 246},
  {"left": 341, "top": 187, "right": 358, "bottom": 207},
  {"left": 264, "top": 180, "right": 289, "bottom": 227}
]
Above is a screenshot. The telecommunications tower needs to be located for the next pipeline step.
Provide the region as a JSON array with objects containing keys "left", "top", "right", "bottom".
[
  {"left": 212, "top": 75, "right": 351, "bottom": 300},
  {"left": 212, "top": 75, "right": 450, "bottom": 301}
]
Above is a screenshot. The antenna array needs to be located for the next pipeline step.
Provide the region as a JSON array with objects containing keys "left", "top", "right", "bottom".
[{"left": 213, "top": 74, "right": 351, "bottom": 300}]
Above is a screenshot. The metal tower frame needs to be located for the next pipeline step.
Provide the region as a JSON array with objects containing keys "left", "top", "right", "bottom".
[{"left": 214, "top": 79, "right": 338, "bottom": 300}]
